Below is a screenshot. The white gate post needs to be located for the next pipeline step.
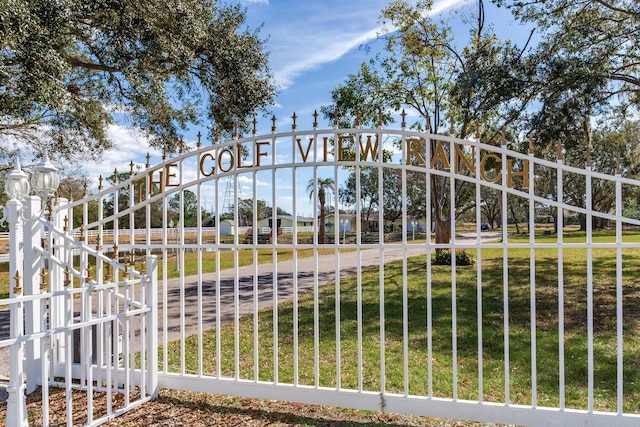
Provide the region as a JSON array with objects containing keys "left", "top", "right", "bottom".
[
  {"left": 146, "top": 255, "right": 158, "bottom": 398},
  {"left": 23, "top": 195, "right": 43, "bottom": 394},
  {"left": 6, "top": 198, "right": 28, "bottom": 427},
  {"left": 50, "top": 197, "right": 68, "bottom": 367}
]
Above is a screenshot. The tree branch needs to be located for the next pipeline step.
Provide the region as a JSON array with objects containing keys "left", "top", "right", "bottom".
[{"left": 66, "top": 57, "right": 121, "bottom": 74}]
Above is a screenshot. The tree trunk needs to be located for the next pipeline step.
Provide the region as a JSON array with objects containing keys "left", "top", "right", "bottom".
[
  {"left": 432, "top": 175, "right": 451, "bottom": 252},
  {"left": 319, "top": 200, "right": 326, "bottom": 244},
  {"left": 579, "top": 213, "right": 586, "bottom": 231},
  {"left": 509, "top": 204, "right": 520, "bottom": 234},
  {"left": 434, "top": 215, "right": 451, "bottom": 247}
]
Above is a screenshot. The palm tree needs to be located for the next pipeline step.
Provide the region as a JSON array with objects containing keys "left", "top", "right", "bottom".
[{"left": 307, "top": 177, "right": 335, "bottom": 244}]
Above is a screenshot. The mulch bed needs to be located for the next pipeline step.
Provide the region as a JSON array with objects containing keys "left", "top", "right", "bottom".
[{"left": 1, "top": 387, "right": 502, "bottom": 426}]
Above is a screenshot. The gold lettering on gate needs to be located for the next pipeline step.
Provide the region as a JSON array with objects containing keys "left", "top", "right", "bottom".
[
  {"left": 507, "top": 159, "right": 529, "bottom": 189},
  {"left": 337, "top": 136, "right": 354, "bottom": 161},
  {"left": 297, "top": 138, "right": 313, "bottom": 162},
  {"left": 256, "top": 141, "right": 270, "bottom": 166},
  {"left": 158, "top": 132, "right": 533, "bottom": 195},
  {"left": 359, "top": 135, "right": 379, "bottom": 161},
  {"left": 480, "top": 154, "right": 501, "bottom": 183},
  {"left": 406, "top": 139, "right": 426, "bottom": 166},
  {"left": 430, "top": 141, "right": 450, "bottom": 170},
  {"left": 454, "top": 145, "right": 475, "bottom": 175},
  {"left": 200, "top": 153, "right": 215, "bottom": 177}
]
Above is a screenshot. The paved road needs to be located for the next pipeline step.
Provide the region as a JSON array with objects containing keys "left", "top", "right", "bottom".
[
  {"left": 0, "top": 245, "right": 429, "bottom": 379},
  {"left": 159, "top": 245, "right": 430, "bottom": 344}
]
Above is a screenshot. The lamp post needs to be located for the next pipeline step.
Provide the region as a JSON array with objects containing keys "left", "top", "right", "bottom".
[
  {"left": 411, "top": 220, "right": 417, "bottom": 241},
  {"left": 4, "top": 159, "right": 29, "bottom": 427},
  {"left": 4, "top": 154, "right": 60, "bottom": 427}
]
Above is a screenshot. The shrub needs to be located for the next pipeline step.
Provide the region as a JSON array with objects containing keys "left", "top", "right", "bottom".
[{"left": 432, "top": 249, "right": 474, "bottom": 266}]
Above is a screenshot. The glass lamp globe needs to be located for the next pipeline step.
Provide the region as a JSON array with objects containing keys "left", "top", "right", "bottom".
[
  {"left": 31, "top": 152, "right": 60, "bottom": 198},
  {"left": 4, "top": 158, "right": 30, "bottom": 201}
]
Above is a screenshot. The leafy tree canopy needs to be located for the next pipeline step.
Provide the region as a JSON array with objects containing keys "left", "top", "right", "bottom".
[
  {"left": 0, "top": 0, "right": 276, "bottom": 163},
  {"left": 493, "top": 0, "right": 640, "bottom": 144}
]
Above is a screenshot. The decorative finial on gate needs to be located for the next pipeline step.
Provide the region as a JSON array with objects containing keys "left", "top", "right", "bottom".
[
  {"left": 449, "top": 118, "right": 455, "bottom": 136},
  {"left": 113, "top": 168, "right": 119, "bottom": 184},
  {"left": 105, "top": 263, "right": 112, "bottom": 282},
  {"left": 40, "top": 268, "right": 48, "bottom": 291},
  {"left": 129, "top": 160, "right": 135, "bottom": 176},
  {"left": 98, "top": 175, "right": 104, "bottom": 191},
  {"left": 214, "top": 128, "right": 221, "bottom": 143},
  {"left": 377, "top": 109, "right": 383, "bottom": 128},
  {"left": 291, "top": 112, "right": 298, "bottom": 131},
  {"left": 197, "top": 131, "right": 202, "bottom": 148},
  {"left": 85, "top": 265, "right": 92, "bottom": 283},
  {"left": 79, "top": 225, "right": 85, "bottom": 241},
  {"left": 112, "top": 244, "right": 118, "bottom": 261},
  {"left": 13, "top": 270, "right": 22, "bottom": 295},
  {"left": 179, "top": 138, "right": 185, "bottom": 154},
  {"left": 63, "top": 216, "right": 68, "bottom": 232},
  {"left": 556, "top": 141, "right": 564, "bottom": 161},
  {"left": 162, "top": 146, "right": 167, "bottom": 161},
  {"left": 355, "top": 111, "right": 360, "bottom": 128},
  {"left": 585, "top": 145, "right": 592, "bottom": 168},
  {"left": 252, "top": 118, "right": 258, "bottom": 136},
  {"left": 426, "top": 114, "right": 431, "bottom": 132},
  {"left": 400, "top": 109, "right": 407, "bottom": 129},
  {"left": 475, "top": 123, "right": 480, "bottom": 139},
  {"left": 333, "top": 109, "right": 339, "bottom": 128},
  {"left": 146, "top": 153, "right": 151, "bottom": 169},
  {"left": 83, "top": 182, "right": 88, "bottom": 197},
  {"left": 313, "top": 110, "right": 319, "bottom": 129},
  {"left": 271, "top": 115, "right": 277, "bottom": 133},
  {"left": 233, "top": 122, "right": 239, "bottom": 139},
  {"left": 501, "top": 128, "right": 506, "bottom": 146},
  {"left": 616, "top": 156, "right": 622, "bottom": 175}
]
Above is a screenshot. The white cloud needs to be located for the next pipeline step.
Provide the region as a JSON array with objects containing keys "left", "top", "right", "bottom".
[
  {"left": 271, "top": 0, "right": 467, "bottom": 89},
  {"left": 83, "top": 124, "right": 160, "bottom": 191},
  {"left": 274, "top": 28, "right": 381, "bottom": 89}
]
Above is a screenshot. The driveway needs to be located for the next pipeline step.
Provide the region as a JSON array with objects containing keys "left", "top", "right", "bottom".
[{"left": 1, "top": 233, "right": 502, "bottom": 395}]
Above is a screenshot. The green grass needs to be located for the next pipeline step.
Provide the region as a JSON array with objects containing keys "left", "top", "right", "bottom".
[
  {"left": 161, "top": 231, "right": 640, "bottom": 414},
  {"left": 156, "top": 247, "right": 339, "bottom": 280}
]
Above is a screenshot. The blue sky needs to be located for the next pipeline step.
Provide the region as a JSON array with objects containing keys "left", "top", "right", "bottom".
[{"left": 93, "top": 0, "right": 531, "bottom": 215}]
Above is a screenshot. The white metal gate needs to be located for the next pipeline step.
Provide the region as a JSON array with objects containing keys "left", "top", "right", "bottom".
[
  {"left": 5, "top": 114, "right": 640, "bottom": 426},
  {"left": 1, "top": 195, "right": 157, "bottom": 426}
]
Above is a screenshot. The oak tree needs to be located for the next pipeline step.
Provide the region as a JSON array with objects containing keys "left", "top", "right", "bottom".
[{"left": 0, "top": 0, "right": 275, "bottom": 164}]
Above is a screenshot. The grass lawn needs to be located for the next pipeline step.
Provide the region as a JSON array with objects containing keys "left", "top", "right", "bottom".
[{"left": 162, "top": 230, "right": 640, "bottom": 414}]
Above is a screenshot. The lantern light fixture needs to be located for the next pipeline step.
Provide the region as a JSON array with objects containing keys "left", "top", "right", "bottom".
[
  {"left": 31, "top": 151, "right": 60, "bottom": 198},
  {"left": 4, "top": 158, "right": 31, "bottom": 202}
]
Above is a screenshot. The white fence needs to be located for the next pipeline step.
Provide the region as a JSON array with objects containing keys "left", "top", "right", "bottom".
[
  {"left": 2, "top": 197, "right": 158, "bottom": 426},
  {"left": 5, "top": 121, "right": 640, "bottom": 426}
]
